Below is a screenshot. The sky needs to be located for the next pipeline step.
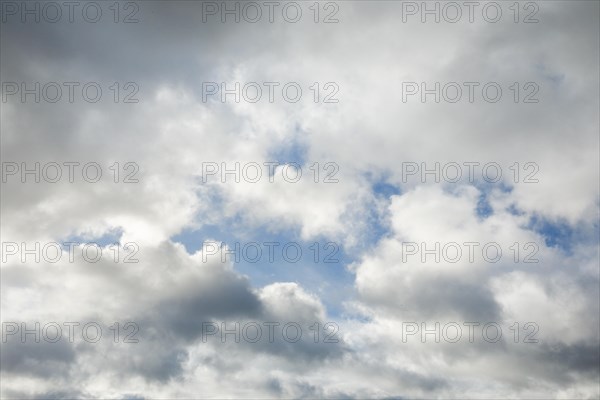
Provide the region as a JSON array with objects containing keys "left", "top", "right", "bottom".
[{"left": 1, "top": 0, "right": 599, "bottom": 398}]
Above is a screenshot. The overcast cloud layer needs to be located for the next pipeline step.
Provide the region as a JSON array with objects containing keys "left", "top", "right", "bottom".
[{"left": 1, "top": 0, "right": 599, "bottom": 398}]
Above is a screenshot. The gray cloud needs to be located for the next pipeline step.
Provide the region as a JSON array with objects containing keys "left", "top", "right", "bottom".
[{"left": 1, "top": 0, "right": 598, "bottom": 398}]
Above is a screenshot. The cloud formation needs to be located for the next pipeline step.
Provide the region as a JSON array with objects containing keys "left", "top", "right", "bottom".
[{"left": 1, "top": 0, "right": 598, "bottom": 398}]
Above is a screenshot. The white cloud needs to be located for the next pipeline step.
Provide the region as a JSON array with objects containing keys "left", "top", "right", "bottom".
[{"left": 1, "top": 1, "right": 598, "bottom": 398}]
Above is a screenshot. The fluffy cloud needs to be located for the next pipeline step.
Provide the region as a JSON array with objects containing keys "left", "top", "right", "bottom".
[{"left": 1, "top": 0, "right": 598, "bottom": 398}]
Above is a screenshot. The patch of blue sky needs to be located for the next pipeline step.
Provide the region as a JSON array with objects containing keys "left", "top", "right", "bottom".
[
  {"left": 471, "top": 180, "right": 513, "bottom": 220},
  {"left": 506, "top": 203, "right": 526, "bottom": 216},
  {"left": 176, "top": 140, "right": 402, "bottom": 316},
  {"left": 363, "top": 170, "right": 401, "bottom": 243},
  {"left": 526, "top": 215, "right": 595, "bottom": 255},
  {"left": 171, "top": 221, "right": 356, "bottom": 318},
  {"left": 504, "top": 203, "right": 598, "bottom": 255},
  {"left": 267, "top": 124, "right": 309, "bottom": 167},
  {"left": 372, "top": 180, "right": 402, "bottom": 199},
  {"left": 61, "top": 227, "right": 124, "bottom": 248},
  {"left": 338, "top": 171, "right": 398, "bottom": 238}
]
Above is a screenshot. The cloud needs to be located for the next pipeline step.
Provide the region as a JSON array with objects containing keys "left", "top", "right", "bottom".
[{"left": 1, "top": 0, "right": 598, "bottom": 398}]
